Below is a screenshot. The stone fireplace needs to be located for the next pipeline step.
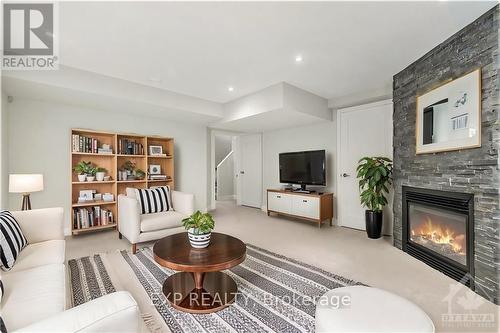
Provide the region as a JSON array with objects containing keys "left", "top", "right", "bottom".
[
  {"left": 402, "top": 186, "right": 474, "bottom": 287},
  {"left": 393, "top": 6, "right": 498, "bottom": 304}
]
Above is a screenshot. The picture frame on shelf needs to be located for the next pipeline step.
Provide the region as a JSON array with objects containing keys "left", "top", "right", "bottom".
[
  {"left": 149, "top": 145, "right": 164, "bottom": 156},
  {"left": 149, "top": 164, "right": 161, "bottom": 175}
]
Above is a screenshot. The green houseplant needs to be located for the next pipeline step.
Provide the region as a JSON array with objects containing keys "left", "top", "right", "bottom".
[
  {"left": 95, "top": 167, "right": 107, "bottom": 181},
  {"left": 86, "top": 166, "right": 97, "bottom": 182},
  {"left": 182, "top": 211, "right": 215, "bottom": 248},
  {"left": 356, "top": 156, "right": 393, "bottom": 239},
  {"left": 135, "top": 168, "right": 146, "bottom": 180},
  {"left": 73, "top": 161, "right": 93, "bottom": 182}
]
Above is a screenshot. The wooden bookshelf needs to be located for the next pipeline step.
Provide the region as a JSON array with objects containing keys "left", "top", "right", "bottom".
[{"left": 70, "top": 129, "right": 175, "bottom": 235}]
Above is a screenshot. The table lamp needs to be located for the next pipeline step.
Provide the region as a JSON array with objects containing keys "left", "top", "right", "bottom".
[{"left": 9, "top": 174, "right": 44, "bottom": 210}]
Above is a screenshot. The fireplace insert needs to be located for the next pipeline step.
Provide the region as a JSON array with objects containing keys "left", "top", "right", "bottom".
[{"left": 402, "top": 186, "right": 474, "bottom": 288}]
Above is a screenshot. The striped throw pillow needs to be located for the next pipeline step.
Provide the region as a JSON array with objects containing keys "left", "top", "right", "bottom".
[
  {"left": 135, "top": 186, "right": 172, "bottom": 215},
  {"left": 0, "top": 210, "right": 28, "bottom": 271},
  {"left": 0, "top": 279, "right": 4, "bottom": 333}
]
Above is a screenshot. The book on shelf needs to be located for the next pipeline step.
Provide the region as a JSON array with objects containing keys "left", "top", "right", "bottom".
[
  {"left": 149, "top": 174, "right": 169, "bottom": 180},
  {"left": 118, "top": 138, "right": 144, "bottom": 155},
  {"left": 97, "top": 148, "right": 113, "bottom": 154},
  {"left": 72, "top": 134, "right": 112, "bottom": 154},
  {"left": 73, "top": 206, "right": 114, "bottom": 230}
]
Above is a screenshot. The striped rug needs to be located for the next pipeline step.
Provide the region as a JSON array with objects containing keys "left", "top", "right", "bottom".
[
  {"left": 68, "top": 254, "right": 116, "bottom": 306},
  {"left": 121, "top": 244, "right": 362, "bottom": 333}
]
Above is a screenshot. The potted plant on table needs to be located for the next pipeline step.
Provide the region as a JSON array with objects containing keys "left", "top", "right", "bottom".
[
  {"left": 182, "top": 211, "right": 215, "bottom": 249},
  {"left": 73, "top": 161, "right": 92, "bottom": 182},
  {"left": 356, "top": 156, "right": 393, "bottom": 239}
]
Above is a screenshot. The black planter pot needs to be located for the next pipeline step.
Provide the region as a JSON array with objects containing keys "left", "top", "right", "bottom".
[{"left": 365, "top": 210, "right": 383, "bottom": 239}]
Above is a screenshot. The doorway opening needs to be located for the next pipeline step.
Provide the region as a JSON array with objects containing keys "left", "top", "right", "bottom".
[{"left": 214, "top": 134, "right": 236, "bottom": 207}]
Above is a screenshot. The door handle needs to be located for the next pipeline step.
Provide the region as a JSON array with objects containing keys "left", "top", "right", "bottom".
[{"left": 341, "top": 173, "right": 350, "bottom": 177}]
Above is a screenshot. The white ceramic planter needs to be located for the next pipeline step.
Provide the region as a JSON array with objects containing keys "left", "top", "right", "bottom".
[
  {"left": 187, "top": 229, "right": 211, "bottom": 248},
  {"left": 77, "top": 174, "right": 87, "bottom": 182},
  {"left": 96, "top": 172, "right": 105, "bottom": 181},
  {"left": 86, "top": 176, "right": 95, "bottom": 182}
]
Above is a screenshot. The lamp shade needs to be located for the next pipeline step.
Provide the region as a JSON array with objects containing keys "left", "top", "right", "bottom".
[{"left": 9, "top": 174, "right": 44, "bottom": 193}]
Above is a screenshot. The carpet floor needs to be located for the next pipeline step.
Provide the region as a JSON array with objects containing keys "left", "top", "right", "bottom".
[{"left": 69, "top": 244, "right": 362, "bottom": 332}]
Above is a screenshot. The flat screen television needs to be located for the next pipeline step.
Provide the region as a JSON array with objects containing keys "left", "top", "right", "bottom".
[{"left": 279, "top": 150, "right": 326, "bottom": 190}]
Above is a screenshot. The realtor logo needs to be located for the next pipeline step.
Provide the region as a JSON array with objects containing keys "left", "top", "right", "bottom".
[{"left": 2, "top": 2, "right": 58, "bottom": 69}]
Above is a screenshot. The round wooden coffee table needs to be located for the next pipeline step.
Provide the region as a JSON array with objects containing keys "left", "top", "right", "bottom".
[{"left": 153, "top": 232, "right": 246, "bottom": 314}]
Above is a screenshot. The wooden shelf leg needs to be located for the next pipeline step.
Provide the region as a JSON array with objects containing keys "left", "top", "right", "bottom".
[
  {"left": 118, "top": 232, "right": 122, "bottom": 239},
  {"left": 132, "top": 243, "right": 137, "bottom": 254},
  {"left": 329, "top": 218, "right": 333, "bottom": 227}
]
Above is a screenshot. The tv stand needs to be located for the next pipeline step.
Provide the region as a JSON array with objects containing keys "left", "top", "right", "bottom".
[{"left": 267, "top": 189, "right": 333, "bottom": 228}]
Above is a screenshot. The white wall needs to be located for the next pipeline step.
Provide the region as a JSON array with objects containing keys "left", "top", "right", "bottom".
[
  {"left": 262, "top": 118, "right": 336, "bottom": 211},
  {"left": 214, "top": 135, "right": 232, "bottom": 165},
  {"left": 1, "top": 93, "right": 8, "bottom": 208},
  {"left": 7, "top": 99, "right": 208, "bottom": 234},
  {"left": 216, "top": 152, "right": 234, "bottom": 200}
]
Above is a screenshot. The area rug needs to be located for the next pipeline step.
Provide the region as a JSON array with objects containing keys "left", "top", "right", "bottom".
[
  {"left": 68, "top": 254, "right": 116, "bottom": 306},
  {"left": 120, "top": 244, "right": 362, "bottom": 333}
]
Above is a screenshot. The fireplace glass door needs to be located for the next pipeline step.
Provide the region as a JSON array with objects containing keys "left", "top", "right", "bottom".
[{"left": 408, "top": 203, "right": 467, "bottom": 267}]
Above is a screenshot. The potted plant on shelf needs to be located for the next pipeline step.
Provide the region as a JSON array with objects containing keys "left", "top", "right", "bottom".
[
  {"left": 86, "top": 166, "right": 97, "bottom": 182},
  {"left": 135, "top": 168, "right": 146, "bottom": 180},
  {"left": 356, "top": 156, "right": 393, "bottom": 239},
  {"left": 73, "top": 161, "right": 92, "bottom": 182},
  {"left": 122, "top": 160, "right": 136, "bottom": 180},
  {"left": 95, "top": 167, "right": 107, "bottom": 181},
  {"left": 182, "top": 211, "right": 215, "bottom": 248}
]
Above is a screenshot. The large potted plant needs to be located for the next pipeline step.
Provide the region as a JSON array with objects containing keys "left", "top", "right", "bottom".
[
  {"left": 182, "top": 211, "right": 215, "bottom": 248},
  {"left": 356, "top": 156, "right": 393, "bottom": 239}
]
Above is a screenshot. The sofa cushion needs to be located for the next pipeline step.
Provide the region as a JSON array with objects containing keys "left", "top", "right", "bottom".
[
  {"left": 140, "top": 211, "right": 184, "bottom": 232},
  {"left": 2, "top": 264, "right": 65, "bottom": 331},
  {"left": 126, "top": 187, "right": 137, "bottom": 199},
  {"left": 0, "top": 210, "right": 28, "bottom": 271},
  {"left": 6, "top": 240, "right": 65, "bottom": 273},
  {"left": 135, "top": 186, "right": 172, "bottom": 215}
]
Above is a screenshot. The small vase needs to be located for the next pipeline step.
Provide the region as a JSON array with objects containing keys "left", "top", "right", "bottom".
[
  {"left": 77, "top": 174, "right": 86, "bottom": 182},
  {"left": 187, "top": 228, "right": 211, "bottom": 248},
  {"left": 96, "top": 172, "right": 105, "bottom": 181}
]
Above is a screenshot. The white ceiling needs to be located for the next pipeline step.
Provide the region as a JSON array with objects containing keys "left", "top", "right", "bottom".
[{"left": 58, "top": 1, "right": 496, "bottom": 104}]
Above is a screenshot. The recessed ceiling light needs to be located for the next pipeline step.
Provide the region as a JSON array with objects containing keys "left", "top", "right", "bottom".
[
  {"left": 227, "top": 86, "right": 234, "bottom": 92},
  {"left": 295, "top": 55, "right": 303, "bottom": 63}
]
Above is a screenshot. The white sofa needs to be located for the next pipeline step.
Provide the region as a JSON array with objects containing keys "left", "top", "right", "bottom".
[
  {"left": 118, "top": 188, "right": 194, "bottom": 253},
  {"left": 1, "top": 207, "right": 141, "bottom": 332}
]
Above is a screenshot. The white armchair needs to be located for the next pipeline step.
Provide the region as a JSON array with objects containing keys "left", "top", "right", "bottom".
[{"left": 118, "top": 188, "right": 195, "bottom": 253}]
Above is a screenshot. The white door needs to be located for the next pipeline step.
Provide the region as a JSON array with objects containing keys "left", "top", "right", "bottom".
[
  {"left": 337, "top": 100, "right": 393, "bottom": 231},
  {"left": 237, "top": 134, "right": 262, "bottom": 208}
]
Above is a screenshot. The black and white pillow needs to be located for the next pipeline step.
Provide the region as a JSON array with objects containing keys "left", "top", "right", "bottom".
[
  {"left": 0, "top": 210, "right": 28, "bottom": 271},
  {"left": 135, "top": 186, "right": 172, "bottom": 215},
  {"left": 0, "top": 279, "right": 5, "bottom": 333}
]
